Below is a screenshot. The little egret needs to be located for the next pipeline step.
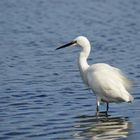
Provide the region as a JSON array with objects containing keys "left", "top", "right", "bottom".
[{"left": 56, "top": 36, "right": 134, "bottom": 113}]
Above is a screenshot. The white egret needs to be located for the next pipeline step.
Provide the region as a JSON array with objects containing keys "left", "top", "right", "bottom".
[{"left": 56, "top": 36, "right": 134, "bottom": 113}]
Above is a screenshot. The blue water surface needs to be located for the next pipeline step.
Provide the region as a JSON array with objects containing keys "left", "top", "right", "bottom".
[{"left": 0, "top": 0, "right": 140, "bottom": 140}]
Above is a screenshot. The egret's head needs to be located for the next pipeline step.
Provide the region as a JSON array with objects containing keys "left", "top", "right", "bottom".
[
  {"left": 74, "top": 36, "right": 90, "bottom": 47},
  {"left": 56, "top": 36, "right": 90, "bottom": 50},
  {"left": 74, "top": 36, "right": 91, "bottom": 58}
]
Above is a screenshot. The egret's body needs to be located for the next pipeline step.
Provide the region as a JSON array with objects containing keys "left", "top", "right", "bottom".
[{"left": 56, "top": 36, "right": 134, "bottom": 113}]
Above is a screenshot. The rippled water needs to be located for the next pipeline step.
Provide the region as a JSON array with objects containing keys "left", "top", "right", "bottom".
[{"left": 0, "top": 0, "right": 140, "bottom": 140}]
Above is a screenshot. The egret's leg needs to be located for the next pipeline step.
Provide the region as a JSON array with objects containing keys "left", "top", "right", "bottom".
[
  {"left": 96, "top": 104, "right": 99, "bottom": 112},
  {"left": 96, "top": 100, "right": 100, "bottom": 114},
  {"left": 106, "top": 103, "right": 109, "bottom": 112},
  {"left": 96, "top": 105, "right": 99, "bottom": 116}
]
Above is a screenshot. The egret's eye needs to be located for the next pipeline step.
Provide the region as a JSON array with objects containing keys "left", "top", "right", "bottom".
[{"left": 73, "top": 40, "right": 77, "bottom": 44}]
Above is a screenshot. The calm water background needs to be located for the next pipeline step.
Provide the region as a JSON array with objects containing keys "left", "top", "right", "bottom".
[{"left": 0, "top": 0, "right": 140, "bottom": 140}]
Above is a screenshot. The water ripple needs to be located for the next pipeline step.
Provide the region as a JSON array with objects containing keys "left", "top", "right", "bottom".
[{"left": 0, "top": 0, "right": 140, "bottom": 139}]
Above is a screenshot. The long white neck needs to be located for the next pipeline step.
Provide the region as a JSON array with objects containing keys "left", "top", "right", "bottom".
[{"left": 78, "top": 42, "right": 91, "bottom": 85}]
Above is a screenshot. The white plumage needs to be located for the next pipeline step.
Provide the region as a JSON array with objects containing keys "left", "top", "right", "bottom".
[
  {"left": 87, "top": 63, "right": 133, "bottom": 102},
  {"left": 56, "top": 36, "right": 134, "bottom": 113}
]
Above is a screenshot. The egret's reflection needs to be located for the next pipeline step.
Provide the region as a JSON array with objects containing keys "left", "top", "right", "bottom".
[{"left": 73, "top": 113, "right": 132, "bottom": 140}]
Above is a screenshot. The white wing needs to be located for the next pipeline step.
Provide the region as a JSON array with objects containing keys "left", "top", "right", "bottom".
[
  {"left": 86, "top": 63, "right": 133, "bottom": 102},
  {"left": 112, "top": 67, "right": 133, "bottom": 91}
]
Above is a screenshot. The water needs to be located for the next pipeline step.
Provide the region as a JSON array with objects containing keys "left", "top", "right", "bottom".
[{"left": 0, "top": 0, "right": 140, "bottom": 139}]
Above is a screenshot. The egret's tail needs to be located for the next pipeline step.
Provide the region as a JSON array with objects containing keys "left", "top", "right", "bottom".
[
  {"left": 127, "top": 94, "right": 134, "bottom": 103},
  {"left": 123, "top": 91, "right": 134, "bottom": 103}
]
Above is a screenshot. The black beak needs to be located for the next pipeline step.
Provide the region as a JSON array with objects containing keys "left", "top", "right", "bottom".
[{"left": 56, "top": 41, "right": 76, "bottom": 50}]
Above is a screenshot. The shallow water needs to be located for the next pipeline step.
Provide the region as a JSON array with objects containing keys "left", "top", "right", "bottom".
[{"left": 0, "top": 0, "right": 140, "bottom": 140}]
